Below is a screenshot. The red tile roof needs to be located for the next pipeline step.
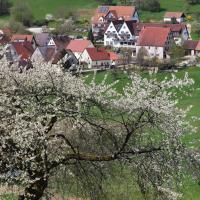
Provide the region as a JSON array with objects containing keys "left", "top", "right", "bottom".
[
  {"left": 164, "top": 12, "right": 185, "bottom": 18},
  {"left": 12, "top": 42, "right": 34, "bottom": 60},
  {"left": 108, "top": 51, "right": 120, "bottom": 61},
  {"left": 137, "top": 27, "right": 171, "bottom": 47},
  {"left": 86, "top": 48, "right": 110, "bottom": 61},
  {"left": 92, "top": 6, "right": 136, "bottom": 23},
  {"left": 11, "top": 34, "right": 34, "bottom": 43},
  {"left": 66, "top": 39, "right": 93, "bottom": 53},
  {"left": 135, "top": 23, "right": 187, "bottom": 35}
]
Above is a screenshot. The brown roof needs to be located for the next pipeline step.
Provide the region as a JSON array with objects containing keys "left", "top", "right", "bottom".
[
  {"left": 135, "top": 23, "right": 187, "bottom": 35},
  {"left": 12, "top": 42, "right": 34, "bottom": 60},
  {"left": 11, "top": 34, "right": 34, "bottom": 43},
  {"left": 35, "top": 33, "right": 51, "bottom": 47},
  {"left": 92, "top": 6, "right": 136, "bottom": 23},
  {"left": 184, "top": 40, "right": 200, "bottom": 51},
  {"left": 164, "top": 12, "right": 185, "bottom": 18},
  {"left": 52, "top": 35, "right": 70, "bottom": 49},
  {"left": 137, "top": 27, "right": 171, "bottom": 47}
]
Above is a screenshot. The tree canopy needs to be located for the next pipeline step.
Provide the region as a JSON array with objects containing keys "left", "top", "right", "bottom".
[{"left": 0, "top": 58, "right": 199, "bottom": 200}]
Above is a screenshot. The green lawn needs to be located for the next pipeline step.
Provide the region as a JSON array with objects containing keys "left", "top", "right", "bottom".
[
  {"left": 140, "top": 0, "right": 200, "bottom": 22},
  {"left": 1, "top": 0, "right": 98, "bottom": 21},
  {"left": 85, "top": 67, "right": 200, "bottom": 200}
]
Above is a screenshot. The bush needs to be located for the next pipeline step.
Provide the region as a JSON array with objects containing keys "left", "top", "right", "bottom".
[
  {"left": 10, "top": 0, "right": 34, "bottom": 26},
  {"left": 9, "top": 19, "right": 26, "bottom": 33},
  {"left": 33, "top": 19, "right": 48, "bottom": 26},
  {"left": 135, "top": 0, "right": 161, "bottom": 12},
  {"left": 187, "top": 0, "right": 200, "bottom": 4}
]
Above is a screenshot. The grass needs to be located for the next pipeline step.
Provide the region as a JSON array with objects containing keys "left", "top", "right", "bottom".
[
  {"left": 85, "top": 66, "right": 200, "bottom": 200},
  {"left": 140, "top": 0, "right": 200, "bottom": 22},
  {"left": 10, "top": 0, "right": 98, "bottom": 20}
]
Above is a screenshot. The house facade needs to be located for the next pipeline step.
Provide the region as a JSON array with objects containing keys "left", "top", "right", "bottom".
[
  {"left": 92, "top": 6, "right": 139, "bottom": 39},
  {"left": 164, "top": 12, "right": 186, "bottom": 24},
  {"left": 66, "top": 39, "right": 94, "bottom": 59},
  {"left": 80, "top": 48, "right": 111, "bottom": 68},
  {"left": 104, "top": 20, "right": 136, "bottom": 48},
  {"left": 136, "top": 27, "right": 174, "bottom": 59},
  {"left": 11, "top": 34, "right": 37, "bottom": 49},
  {"left": 184, "top": 40, "right": 200, "bottom": 56},
  {"left": 104, "top": 21, "right": 189, "bottom": 50}
]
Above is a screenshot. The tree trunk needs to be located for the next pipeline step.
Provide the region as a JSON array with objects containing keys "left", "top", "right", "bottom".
[{"left": 18, "top": 178, "right": 48, "bottom": 200}]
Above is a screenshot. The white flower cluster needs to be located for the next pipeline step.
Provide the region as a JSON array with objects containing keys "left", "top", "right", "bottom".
[{"left": 0, "top": 58, "right": 197, "bottom": 199}]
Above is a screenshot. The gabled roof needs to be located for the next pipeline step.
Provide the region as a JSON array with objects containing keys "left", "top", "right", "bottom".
[
  {"left": 66, "top": 39, "right": 93, "bottom": 53},
  {"left": 37, "top": 46, "right": 56, "bottom": 62},
  {"left": 34, "top": 33, "right": 51, "bottom": 47},
  {"left": 184, "top": 40, "right": 200, "bottom": 51},
  {"left": 12, "top": 42, "right": 34, "bottom": 59},
  {"left": 113, "top": 20, "right": 124, "bottom": 31},
  {"left": 164, "top": 12, "right": 185, "bottom": 18},
  {"left": 105, "top": 10, "right": 118, "bottom": 19},
  {"left": 134, "top": 22, "right": 187, "bottom": 36},
  {"left": 137, "top": 27, "right": 171, "bottom": 47},
  {"left": 92, "top": 6, "right": 136, "bottom": 23},
  {"left": 105, "top": 20, "right": 137, "bottom": 34},
  {"left": 11, "top": 34, "right": 34, "bottom": 43},
  {"left": 51, "top": 35, "right": 70, "bottom": 49},
  {"left": 86, "top": 48, "right": 110, "bottom": 61}
]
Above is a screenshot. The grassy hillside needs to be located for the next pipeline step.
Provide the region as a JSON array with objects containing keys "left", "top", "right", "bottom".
[
  {"left": 10, "top": 0, "right": 98, "bottom": 20},
  {"left": 5, "top": 0, "right": 200, "bottom": 21},
  {"left": 140, "top": 0, "right": 200, "bottom": 21}
]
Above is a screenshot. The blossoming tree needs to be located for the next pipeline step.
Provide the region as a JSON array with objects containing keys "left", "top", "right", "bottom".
[{"left": 0, "top": 59, "right": 197, "bottom": 200}]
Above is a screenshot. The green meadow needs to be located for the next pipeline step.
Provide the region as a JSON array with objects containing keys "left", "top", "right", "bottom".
[{"left": 85, "top": 67, "right": 200, "bottom": 200}]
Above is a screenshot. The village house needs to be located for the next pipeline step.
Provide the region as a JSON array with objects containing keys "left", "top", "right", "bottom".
[
  {"left": 92, "top": 5, "right": 139, "bottom": 39},
  {"left": 135, "top": 23, "right": 189, "bottom": 46},
  {"left": 66, "top": 39, "right": 94, "bottom": 59},
  {"left": 136, "top": 27, "right": 174, "bottom": 59},
  {"left": 104, "top": 20, "right": 137, "bottom": 48},
  {"left": 104, "top": 21, "right": 189, "bottom": 50},
  {"left": 108, "top": 51, "right": 122, "bottom": 66},
  {"left": 164, "top": 12, "right": 186, "bottom": 24},
  {"left": 0, "top": 28, "right": 12, "bottom": 46},
  {"left": 80, "top": 47, "right": 112, "bottom": 68},
  {"left": 6, "top": 41, "right": 34, "bottom": 63},
  {"left": 11, "top": 34, "right": 37, "bottom": 49},
  {"left": 184, "top": 40, "right": 200, "bottom": 56},
  {"left": 34, "top": 33, "right": 52, "bottom": 47},
  {"left": 47, "top": 35, "right": 70, "bottom": 50},
  {"left": 31, "top": 47, "right": 78, "bottom": 67}
]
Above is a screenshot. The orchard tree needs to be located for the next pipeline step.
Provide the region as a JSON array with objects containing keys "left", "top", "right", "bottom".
[
  {"left": 10, "top": 0, "right": 33, "bottom": 26},
  {"left": 0, "top": 57, "right": 199, "bottom": 200}
]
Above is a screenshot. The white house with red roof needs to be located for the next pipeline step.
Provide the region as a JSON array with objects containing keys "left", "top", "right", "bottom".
[
  {"left": 136, "top": 27, "right": 174, "bottom": 59},
  {"left": 66, "top": 39, "right": 94, "bottom": 59},
  {"left": 164, "top": 12, "right": 186, "bottom": 24},
  {"left": 104, "top": 20, "right": 188, "bottom": 49},
  {"left": 80, "top": 47, "right": 120, "bottom": 68},
  {"left": 104, "top": 20, "right": 137, "bottom": 48},
  {"left": 92, "top": 6, "right": 139, "bottom": 39}
]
